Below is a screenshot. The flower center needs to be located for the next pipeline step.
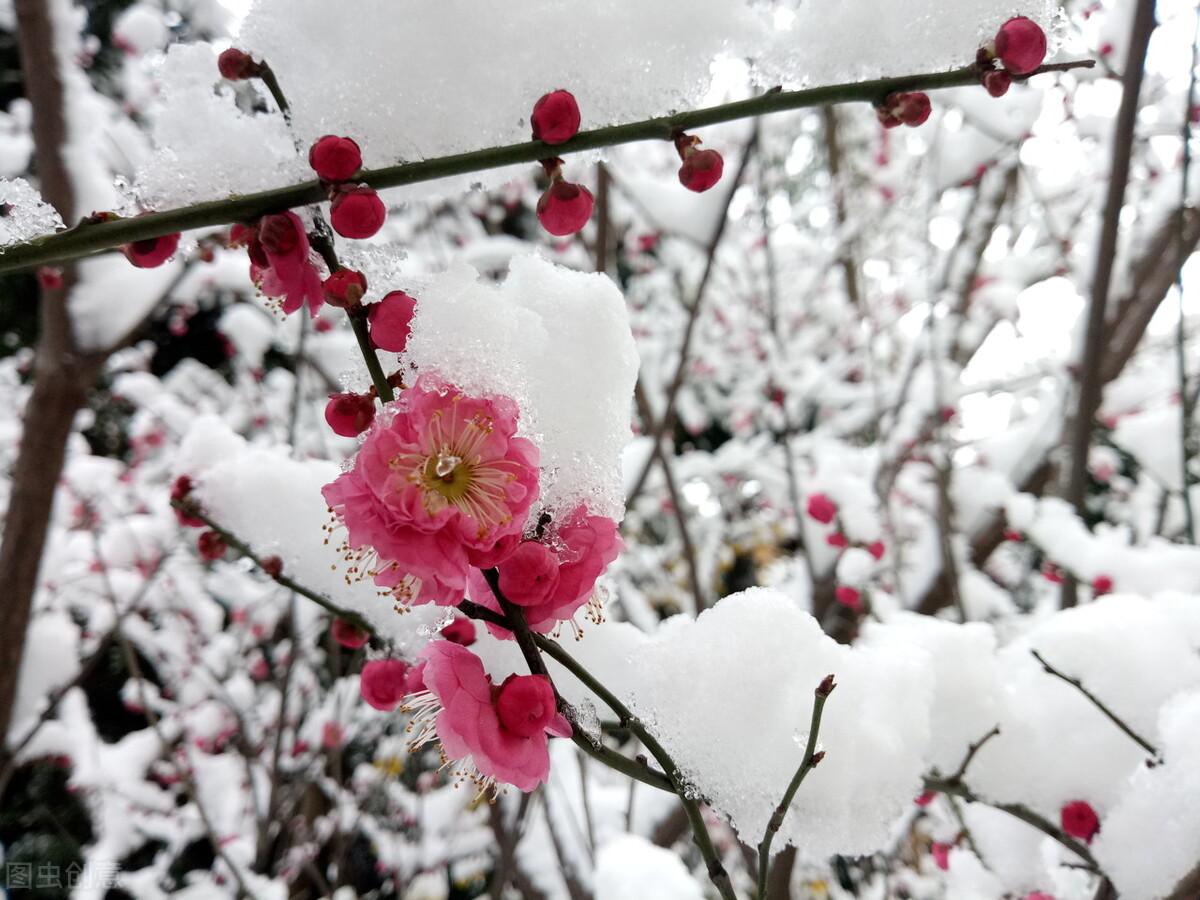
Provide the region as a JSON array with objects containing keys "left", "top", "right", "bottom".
[{"left": 422, "top": 451, "right": 472, "bottom": 501}]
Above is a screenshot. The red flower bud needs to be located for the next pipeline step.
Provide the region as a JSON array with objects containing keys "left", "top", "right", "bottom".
[
  {"left": 995, "top": 16, "right": 1048, "bottom": 76},
  {"left": 983, "top": 69, "right": 1012, "bottom": 98},
  {"left": 309, "top": 135, "right": 362, "bottom": 182},
  {"left": 678, "top": 148, "right": 724, "bottom": 193},
  {"left": 1092, "top": 574, "right": 1113, "bottom": 595},
  {"left": 325, "top": 392, "right": 376, "bottom": 437},
  {"left": 331, "top": 618, "right": 369, "bottom": 649},
  {"left": 531, "top": 90, "right": 581, "bottom": 145},
  {"left": 171, "top": 475, "right": 204, "bottom": 527},
  {"left": 217, "top": 48, "right": 261, "bottom": 81},
  {"left": 323, "top": 268, "right": 367, "bottom": 308},
  {"left": 368, "top": 290, "right": 417, "bottom": 352},
  {"left": 806, "top": 493, "right": 838, "bottom": 524},
  {"left": 1060, "top": 800, "right": 1100, "bottom": 842},
  {"left": 123, "top": 232, "right": 181, "bottom": 268},
  {"left": 536, "top": 179, "right": 594, "bottom": 236},
  {"left": 330, "top": 186, "right": 386, "bottom": 239},
  {"left": 261, "top": 555, "right": 283, "bottom": 579},
  {"left": 877, "top": 92, "right": 932, "bottom": 128},
  {"left": 826, "top": 532, "right": 849, "bottom": 548},
  {"left": 496, "top": 674, "right": 558, "bottom": 738},
  {"left": 197, "top": 530, "right": 227, "bottom": 561},
  {"left": 440, "top": 617, "right": 477, "bottom": 646}
]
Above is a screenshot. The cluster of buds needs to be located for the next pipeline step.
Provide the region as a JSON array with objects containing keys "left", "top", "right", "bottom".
[
  {"left": 673, "top": 132, "right": 725, "bottom": 193},
  {"left": 308, "top": 134, "right": 386, "bottom": 239},
  {"left": 530, "top": 90, "right": 595, "bottom": 237},
  {"left": 975, "top": 16, "right": 1049, "bottom": 98}
]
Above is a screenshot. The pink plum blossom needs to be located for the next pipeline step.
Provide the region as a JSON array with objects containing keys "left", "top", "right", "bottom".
[
  {"left": 406, "top": 641, "right": 570, "bottom": 792},
  {"left": 322, "top": 375, "right": 540, "bottom": 607}
]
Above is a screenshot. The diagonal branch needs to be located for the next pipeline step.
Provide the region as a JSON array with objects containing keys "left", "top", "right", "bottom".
[{"left": 1031, "top": 649, "right": 1161, "bottom": 761}]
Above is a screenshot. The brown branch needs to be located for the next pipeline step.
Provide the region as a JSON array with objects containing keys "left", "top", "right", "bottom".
[
  {"left": 1063, "top": 0, "right": 1157, "bottom": 607},
  {"left": 0, "top": 0, "right": 104, "bottom": 755}
]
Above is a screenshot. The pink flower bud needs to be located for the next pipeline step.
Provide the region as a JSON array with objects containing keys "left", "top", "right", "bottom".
[
  {"left": 531, "top": 90, "right": 581, "bottom": 145},
  {"left": 537, "top": 179, "right": 594, "bottom": 236},
  {"left": 1003, "top": 528, "right": 1022, "bottom": 542},
  {"left": 806, "top": 493, "right": 838, "bottom": 524},
  {"left": 1092, "top": 574, "right": 1113, "bottom": 595},
  {"left": 498, "top": 542, "right": 561, "bottom": 607},
  {"left": 324, "top": 392, "right": 376, "bottom": 437},
  {"left": 867, "top": 540, "right": 886, "bottom": 561},
  {"left": 914, "top": 790, "right": 936, "bottom": 806},
  {"left": 330, "top": 185, "right": 386, "bottom": 239},
  {"left": 826, "top": 532, "right": 849, "bottom": 549},
  {"left": 368, "top": 290, "right": 417, "bottom": 352},
  {"left": 1060, "top": 800, "right": 1100, "bottom": 842},
  {"left": 440, "top": 617, "right": 476, "bottom": 646},
  {"left": 261, "top": 555, "right": 283, "bottom": 579},
  {"left": 323, "top": 268, "right": 367, "bottom": 308},
  {"left": 309, "top": 135, "right": 363, "bottom": 182},
  {"left": 496, "top": 674, "right": 558, "bottom": 738},
  {"left": 197, "top": 530, "right": 227, "bottom": 561},
  {"left": 931, "top": 842, "right": 951, "bottom": 870},
  {"left": 678, "top": 148, "right": 724, "bottom": 193},
  {"left": 123, "top": 232, "right": 181, "bottom": 268},
  {"left": 983, "top": 69, "right": 1012, "bottom": 97},
  {"left": 331, "top": 618, "right": 369, "bottom": 649},
  {"left": 835, "top": 585, "right": 862, "bottom": 612},
  {"left": 360, "top": 659, "right": 410, "bottom": 711},
  {"left": 995, "top": 16, "right": 1048, "bottom": 76},
  {"left": 217, "top": 48, "right": 261, "bottom": 81}
]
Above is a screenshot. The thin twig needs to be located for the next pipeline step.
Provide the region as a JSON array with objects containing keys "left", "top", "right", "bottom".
[
  {"left": 1030, "top": 648, "right": 1162, "bottom": 761},
  {"left": 949, "top": 725, "right": 1001, "bottom": 783},
  {"left": 1174, "top": 7, "right": 1200, "bottom": 543},
  {"left": 626, "top": 130, "right": 759, "bottom": 509},
  {"left": 756, "top": 675, "right": 835, "bottom": 900}
]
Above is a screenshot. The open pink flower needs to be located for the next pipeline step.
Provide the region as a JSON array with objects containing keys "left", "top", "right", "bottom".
[
  {"left": 241, "top": 212, "right": 324, "bottom": 317},
  {"left": 406, "top": 641, "right": 570, "bottom": 792},
  {"left": 322, "top": 375, "right": 540, "bottom": 607},
  {"left": 470, "top": 506, "right": 621, "bottom": 635}
]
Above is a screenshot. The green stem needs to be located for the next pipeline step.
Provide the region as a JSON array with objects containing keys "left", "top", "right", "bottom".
[
  {"left": 349, "top": 311, "right": 395, "bottom": 401},
  {"left": 0, "top": 60, "right": 1093, "bottom": 274},
  {"left": 479, "top": 572, "right": 738, "bottom": 900},
  {"left": 756, "top": 676, "right": 834, "bottom": 900}
]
